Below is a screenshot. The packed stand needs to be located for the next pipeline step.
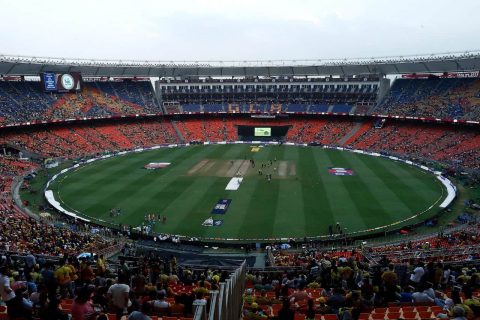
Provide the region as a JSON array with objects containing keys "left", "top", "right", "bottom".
[
  {"left": 0, "top": 120, "right": 180, "bottom": 158},
  {"left": 349, "top": 122, "right": 480, "bottom": 169},
  {"left": 374, "top": 78, "right": 480, "bottom": 121},
  {"left": 243, "top": 247, "right": 480, "bottom": 320},
  {"left": 0, "top": 248, "right": 234, "bottom": 320},
  {"left": 0, "top": 80, "right": 162, "bottom": 125}
]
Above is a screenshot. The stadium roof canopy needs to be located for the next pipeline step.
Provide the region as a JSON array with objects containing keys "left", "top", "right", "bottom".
[{"left": 1, "top": 51, "right": 480, "bottom": 77}]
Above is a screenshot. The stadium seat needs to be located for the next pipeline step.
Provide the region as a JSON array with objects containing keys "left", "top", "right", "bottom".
[
  {"left": 418, "top": 311, "right": 433, "bottom": 319},
  {"left": 430, "top": 306, "right": 443, "bottom": 315},
  {"left": 358, "top": 313, "right": 370, "bottom": 320},
  {"left": 373, "top": 308, "right": 387, "bottom": 314},
  {"left": 371, "top": 313, "right": 386, "bottom": 320},
  {"left": 323, "top": 314, "right": 338, "bottom": 320},
  {"left": 386, "top": 312, "right": 401, "bottom": 319},
  {"left": 402, "top": 311, "right": 418, "bottom": 319},
  {"left": 402, "top": 307, "right": 416, "bottom": 313}
]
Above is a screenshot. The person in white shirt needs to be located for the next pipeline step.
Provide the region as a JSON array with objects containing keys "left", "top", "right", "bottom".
[
  {"left": 412, "top": 284, "right": 434, "bottom": 303},
  {"left": 108, "top": 276, "right": 131, "bottom": 320},
  {"left": 152, "top": 291, "right": 171, "bottom": 315},
  {"left": 410, "top": 264, "right": 425, "bottom": 284},
  {"left": 0, "top": 266, "right": 16, "bottom": 307}
]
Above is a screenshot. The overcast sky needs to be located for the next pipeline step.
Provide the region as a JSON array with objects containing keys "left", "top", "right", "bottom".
[{"left": 1, "top": 0, "right": 479, "bottom": 61}]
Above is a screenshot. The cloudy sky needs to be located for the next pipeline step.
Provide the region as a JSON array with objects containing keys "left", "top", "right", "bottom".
[{"left": 1, "top": 0, "right": 479, "bottom": 61}]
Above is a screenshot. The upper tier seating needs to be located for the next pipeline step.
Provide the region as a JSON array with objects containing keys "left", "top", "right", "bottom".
[
  {"left": 374, "top": 78, "right": 480, "bottom": 121},
  {"left": 0, "top": 80, "right": 162, "bottom": 125}
]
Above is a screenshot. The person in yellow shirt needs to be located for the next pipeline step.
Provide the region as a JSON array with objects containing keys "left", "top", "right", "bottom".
[
  {"left": 96, "top": 254, "right": 107, "bottom": 277},
  {"left": 54, "top": 259, "right": 74, "bottom": 298}
]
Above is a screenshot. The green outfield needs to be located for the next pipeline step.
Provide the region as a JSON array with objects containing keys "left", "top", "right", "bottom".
[{"left": 48, "top": 145, "right": 445, "bottom": 240}]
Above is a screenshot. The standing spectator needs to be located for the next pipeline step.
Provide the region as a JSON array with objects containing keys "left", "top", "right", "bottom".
[
  {"left": 25, "top": 252, "right": 36, "bottom": 273},
  {"left": 108, "top": 275, "right": 131, "bottom": 320},
  {"left": 410, "top": 263, "right": 425, "bottom": 284},
  {"left": 0, "top": 266, "right": 16, "bottom": 311},
  {"left": 277, "top": 298, "right": 295, "bottom": 320},
  {"left": 7, "top": 286, "right": 33, "bottom": 319},
  {"left": 305, "top": 298, "right": 316, "bottom": 320},
  {"left": 55, "top": 258, "right": 75, "bottom": 298}
]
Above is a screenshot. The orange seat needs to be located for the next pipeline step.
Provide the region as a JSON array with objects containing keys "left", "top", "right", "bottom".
[
  {"left": 323, "top": 314, "right": 338, "bottom": 320},
  {"left": 416, "top": 306, "right": 430, "bottom": 313},
  {"left": 374, "top": 308, "right": 387, "bottom": 314},
  {"left": 402, "top": 307, "right": 416, "bottom": 313},
  {"left": 387, "top": 307, "right": 401, "bottom": 313},
  {"left": 430, "top": 306, "right": 442, "bottom": 315},
  {"left": 418, "top": 311, "right": 433, "bottom": 319},
  {"left": 371, "top": 313, "right": 385, "bottom": 320},
  {"left": 402, "top": 311, "right": 418, "bottom": 319},
  {"left": 386, "top": 312, "right": 401, "bottom": 319},
  {"left": 359, "top": 313, "right": 370, "bottom": 320}
]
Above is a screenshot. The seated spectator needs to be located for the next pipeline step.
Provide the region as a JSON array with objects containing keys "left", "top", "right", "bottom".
[
  {"left": 255, "top": 289, "right": 272, "bottom": 305},
  {"left": 288, "top": 283, "right": 311, "bottom": 302},
  {"left": 7, "top": 286, "right": 33, "bottom": 320},
  {"left": 38, "top": 296, "right": 69, "bottom": 320},
  {"left": 412, "top": 284, "right": 434, "bottom": 303},
  {"left": 128, "top": 301, "right": 152, "bottom": 320},
  {"left": 152, "top": 291, "right": 170, "bottom": 315},
  {"left": 170, "top": 294, "right": 185, "bottom": 315},
  {"left": 315, "top": 297, "right": 332, "bottom": 314},
  {"left": 193, "top": 280, "right": 209, "bottom": 295},
  {"left": 450, "top": 305, "right": 467, "bottom": 320},
  {"left": 71, "top": 285, "right": 98, "bottom": 320},
  {"left": 327, "top": 287, "right": 346, "bottom": 313}
]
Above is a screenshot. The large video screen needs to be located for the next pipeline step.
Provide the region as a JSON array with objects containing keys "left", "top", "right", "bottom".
[
  {"left": 254, "top": 127, "right": 271, "bottom": 137},
  {"left": 41, "top": 72, "right": 82, "bottom": 92}
]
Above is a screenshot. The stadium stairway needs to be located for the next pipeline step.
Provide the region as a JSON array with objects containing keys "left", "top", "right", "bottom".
[
  {"left": 341, "top": 121, "right": 372, "bottom": 146},
  {"left": 171, "top": 121, "right": 186, "bottom": 142}
]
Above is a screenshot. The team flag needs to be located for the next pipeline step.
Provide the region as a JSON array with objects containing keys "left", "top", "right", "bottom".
[
  {"left": 328, "top": 167, "right": 355, "bottom": 176},
  {"left": 211, "top": 199, "right": 232, "bottom": 214},
  {"left": 202, "top": 217, "right": 224, "bottom": 227}
]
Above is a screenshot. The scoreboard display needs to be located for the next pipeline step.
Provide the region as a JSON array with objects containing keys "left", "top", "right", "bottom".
[
  {"left": 238, "top": 125, "right": 289, "bottom": 140},
  {"left": 41, "top": 72, "right": 82, "bottom": 92},
  {"left": 254, "top": 127, "right": 271, "bottom": 137}
]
